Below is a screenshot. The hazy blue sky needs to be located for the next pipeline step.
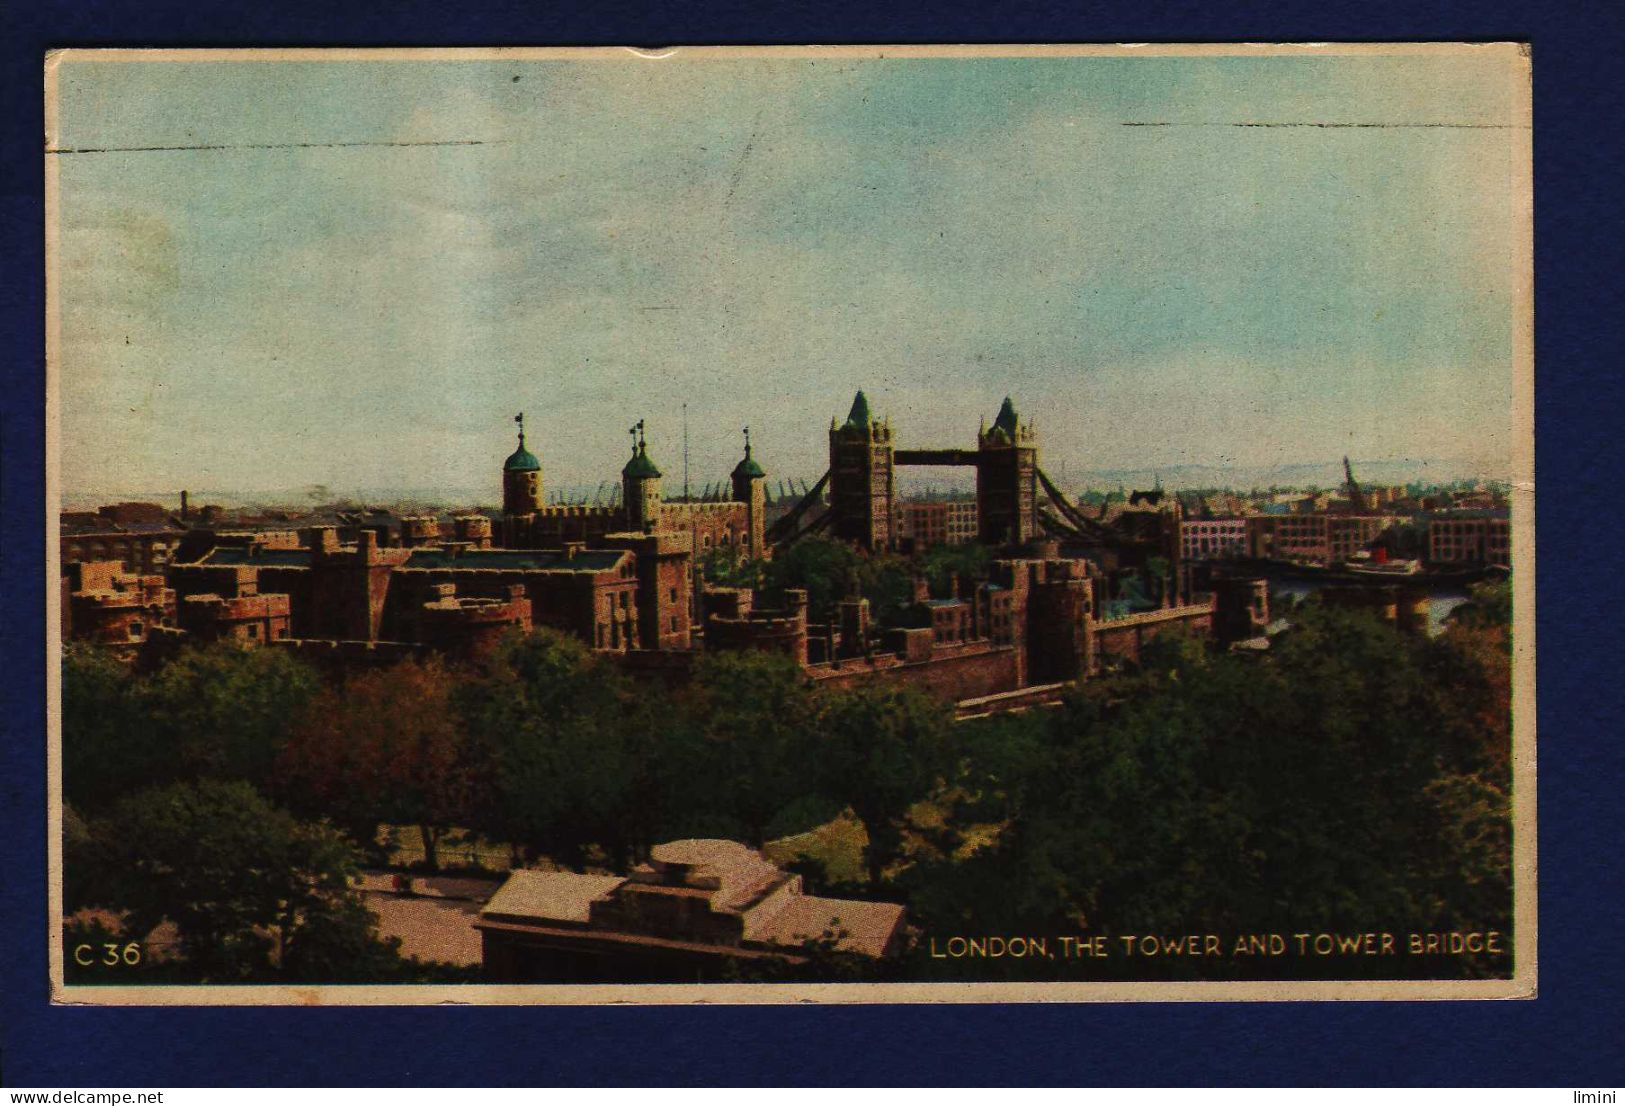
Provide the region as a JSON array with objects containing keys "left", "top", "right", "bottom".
[{"left": 52, "top": 49, "right": 1528, "bottom": 499}]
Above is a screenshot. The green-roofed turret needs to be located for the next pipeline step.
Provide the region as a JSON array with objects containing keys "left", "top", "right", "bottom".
[
  {"left": 505, "top": 444, "right": 541, "bottom": 472},
  {"left": 622, "top": 419, "right": 664, "bottom": 531},
  {"left": 503, "top": 413, "right": 544, "bottom": 517},
  {"left": 505, "top": 412, "right": 541, "bottom": 471},
  {"left": 622, "top": 442, "right": 662, "bottom": 479},
  {"left": 844, "top": 390, "right": 872, "bottom": 429},
  {"left": 993, "top": 396, "right": 1020, "bottom": 436},
  {"left": 731, "top": 429, "right": 766, "bottom": 480}
]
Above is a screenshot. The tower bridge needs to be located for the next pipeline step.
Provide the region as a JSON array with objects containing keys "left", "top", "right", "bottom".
[{"left": 770, "top": 391, "right": 1054, "bottom": 552}]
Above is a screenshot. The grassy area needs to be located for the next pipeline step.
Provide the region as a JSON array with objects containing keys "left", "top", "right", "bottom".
[
  {"left": 904, "top": 792, "right": 1005, "bottom": 859},
  {"left": 764, "top": 810, "right": 868, "bottom": 884},
  {"left": 378, "top": 826, "right": 518, "bottom": 872},
  {"left": 380, "top": 800, "right": 1006, "bottom": 884},
  {"left": 764, "top": 796, "right": 1007, "bottom": 887}
]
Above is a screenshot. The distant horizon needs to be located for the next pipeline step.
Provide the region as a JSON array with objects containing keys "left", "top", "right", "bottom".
[
  {"left": 60, "top": 451, "right": 1508, "bottom": 513},
  {"left": 53, "top": 51, "right": 1524, "bottom": 499}
]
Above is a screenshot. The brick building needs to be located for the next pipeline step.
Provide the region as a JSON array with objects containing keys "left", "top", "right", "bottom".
[
  {"left": 702, "top": 587, "right": 811, "bottom": 665},
  {"left": 1426, "top": 510, "right": 1511, "bottom": 566},
  {"left": 704, "top": 552, "right": 1215, "bottom": 704},
  {"left": 174, "top": 562, "right": 293, "bottom": 646},
  {"left": 61, "top": 561, "right": 176, "bottom": 654},
  {"left": 500, "top": 417, "right": 769, "bottom": 564},
  {"left": 895, "top": 499, "right": 980, "bottom": 548},
  {"left": 1246, "top": 514, "right": 1400, "bottom": 566},
  {"left": 60, "top": 516, "right": 187, "bottom": 576},
  {"left": 172, "top": 533, "right": 645, "bottom": 655},
  {"left": 410, "top": 583, "right": 532, "bottom": 660},
  {"left": 1180, "top": 518, "right": 1250, "bottom": 561}
]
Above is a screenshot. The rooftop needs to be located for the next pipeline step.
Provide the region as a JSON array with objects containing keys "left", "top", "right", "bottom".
[
  {"left": 197, "top": 548, "right": 316, "bottom": 567},
  {"left": 635, "top": 839, "right": 787, "bottom": 913},
  {"left": 504, "top": 428, "right": 542, "bottom": 472},
  {"left": 477, "top": 840, "right": 907, "bottom": 960},
  {"left": 992, "top": 395, "right": 1020, "bottom": 436},
  {"left": 622, "top": 443, "right": 662, "bottom": 480},
  {"left": 742, "top": 894, "right": 906, "bottom": 958},
  {"left": 405, "top": 548, "right": 626, "bottom": 572},
  {"left": 481, "top": 870, "right": 626, "bottom": 925},
  {"left": 732, "top": 449, "right": 766, "bottom": 480}
]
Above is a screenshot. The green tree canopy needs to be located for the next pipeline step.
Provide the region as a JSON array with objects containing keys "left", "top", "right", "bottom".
[
  {"left": 458, "top": 629, "right": 652, "bottom": 869},
  {"left": 63, "top": 642, "right": 320, "bottom": 812},
  {"left": 902, "top": 602, "right": 1514, "bottom": 981},
  {"left": 278, "top": 656, "right": 472, "bottom": 870},
  {"left": 764, "top": 536, "right": 917, "bottom": 623},
  {"left": 816, "top": 683, "right": 955, "bottom": 885},
  {"left": 145, "top": 642, "right": 321, "bottom": 788},
  {"left": 75, "top": 779, "right": 402, "bottom": 981},
  {"left": 678, "top": 649, "right": 824, "bottom": 847},
  {"left": 921, "top": 542, "right": 991, "bottom": 596},
  {"left": 63, "top": 645, "right": 163, "bottom": 811}
]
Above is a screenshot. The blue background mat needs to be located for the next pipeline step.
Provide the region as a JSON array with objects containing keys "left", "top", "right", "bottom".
[{"left": 3, "top": 1, "right": 1620, "bottom": 1086}]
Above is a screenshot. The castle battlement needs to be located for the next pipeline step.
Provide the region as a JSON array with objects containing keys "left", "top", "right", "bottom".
[
  {"left": 534, "top": 504, "right": 620, "bottom": 519},
  {"left": 664, "top": 501, "right": 745, "bottom": 515}
]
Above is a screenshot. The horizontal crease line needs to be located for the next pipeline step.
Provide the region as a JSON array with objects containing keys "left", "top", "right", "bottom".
[
  {"left": 1121, "top": 121, "right": 1525, "bottom": 129},
  {"left": 45, "top": 139, "right": 500, "bottom": 154}
]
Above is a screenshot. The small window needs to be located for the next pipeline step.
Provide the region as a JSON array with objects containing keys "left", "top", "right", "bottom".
[
  {"left": 128, "top": 621, "right": 143, "bottom": 640},
  {"left": 276, "top": 626, "right": 289, "bottom": 639},
  {"left": 669, "top": 616, "right": 678, "bottom": 632},
  {"left": 668, "top": 587, "right": 678, "bottom": 602},
  {"left": 246, "top": 624, "right": 258, "bottom": 639}
]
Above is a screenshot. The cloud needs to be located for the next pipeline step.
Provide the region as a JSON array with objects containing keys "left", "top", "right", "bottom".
[{"left": 52, "top": 53, "right": 1526, "bottom": 497}]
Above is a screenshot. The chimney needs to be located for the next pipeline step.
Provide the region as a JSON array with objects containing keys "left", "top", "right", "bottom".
[
  {"left": 303, "top": 525, "right": 340, "bottom": 553},
  {"left": 180, "top": 490, "right": 190, "bottom": 520}
]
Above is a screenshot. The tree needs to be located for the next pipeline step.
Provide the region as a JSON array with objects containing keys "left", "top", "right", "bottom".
[
  {"left": 63, "top": 641, "right": 320, "bottom": 814},
  {"left": 1455, "top": 576, "right": 1513, "bottom": 630},
  {"left": 62, "top": 645, "right": 167, "bottom": 811},
  {"left": 904, "top": 601, "right": 1514, "bottom": 980},
  {"left": 75, "top": 779, "right": 401, "bottom": 982},
  {"left": 278, "top": 657, "right": 472, "bottom": 870},
  {"left": 142, "top": 641, "right": 321, "bottom": 788},
  {"left": 458, "top": 629, "right": 648, "bottom": 869},
  {"left": 762, "top": 536, "right": 860, "bottom": 618},
  {"left": 922, "top": 542, "right": 991, "bottom": 596},
  {"left": 699, "top": 546, "right": 764, "bottom": 589},
  {"left": 763, "top": 536, "right": 915, "bottom": 624},
  {"left": 816, "top": 684, "right": 955, "bottom": 885},
  {"left": 679, "top": 650, "right": 823, "bottom": 847}
]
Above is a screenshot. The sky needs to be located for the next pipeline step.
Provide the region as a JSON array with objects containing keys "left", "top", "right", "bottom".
[{"left": 50, "top": 48, "right": 1529, "bottom": 502}]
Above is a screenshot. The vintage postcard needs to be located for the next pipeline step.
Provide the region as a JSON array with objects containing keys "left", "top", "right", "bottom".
[{"left": 45, "top": 43, "right": 1534, "bottom": 1004}]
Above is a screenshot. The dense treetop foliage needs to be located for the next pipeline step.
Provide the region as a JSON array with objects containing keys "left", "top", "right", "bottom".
[{"left": 63, "top": 581, "right": 1513, "bottom": 983}]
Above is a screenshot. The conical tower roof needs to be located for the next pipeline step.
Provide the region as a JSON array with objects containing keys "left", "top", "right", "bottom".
[
  {"left": 992, "top": 396, "right": 1020, "bottom": 436},
  {"left": 843, "top": 390, "right": 872, "bottom": 429}
]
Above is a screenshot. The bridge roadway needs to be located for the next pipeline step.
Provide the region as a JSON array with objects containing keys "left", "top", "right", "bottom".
[{"left": 893, "top": 448, "right": 980, "bottom": 467}]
